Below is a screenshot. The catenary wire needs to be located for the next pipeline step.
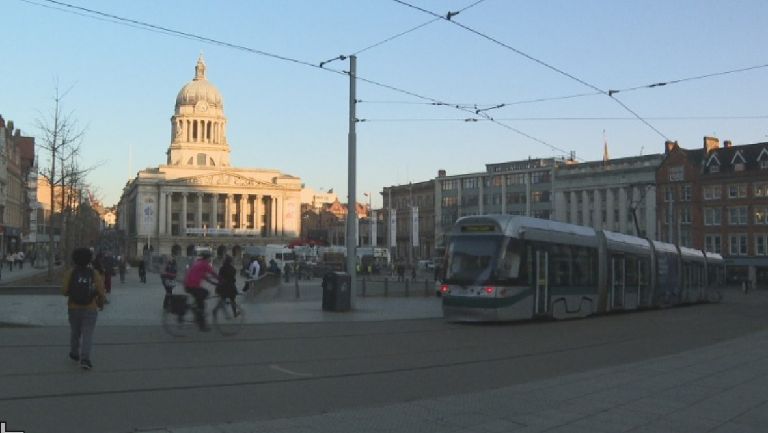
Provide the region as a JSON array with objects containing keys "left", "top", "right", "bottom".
[
  {"left": 352, "top": 0, "right": 486, "bottom": 55},
  {"left": 25, "top": 0, "right": 572, "bottom": 158},
  {"left": 390, "top": 0, "right": 670, "bottom": 140},
  {"left": 358, "top": 115, "right": 768, "bottom": 122}
]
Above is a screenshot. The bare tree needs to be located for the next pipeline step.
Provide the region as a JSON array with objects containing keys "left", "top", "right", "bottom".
[{"left": 36, "top": 83, "right": 85, "bottom": 280}]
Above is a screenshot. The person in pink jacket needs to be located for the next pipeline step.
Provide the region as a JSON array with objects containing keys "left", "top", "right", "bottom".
[{"left": 183, "top": 251, "right": 217, "bottom": 331}]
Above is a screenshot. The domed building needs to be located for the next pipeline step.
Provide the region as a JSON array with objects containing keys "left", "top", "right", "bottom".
[{"left": 117, "top": 55, "right": 302, "bottom": 258}]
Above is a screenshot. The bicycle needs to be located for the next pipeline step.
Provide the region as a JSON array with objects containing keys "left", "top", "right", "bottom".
[{"left": 162, "top": 292, "right": 245, "bottom": 337}]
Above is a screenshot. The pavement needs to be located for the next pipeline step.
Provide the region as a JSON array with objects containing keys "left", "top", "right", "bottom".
[{"left": 2, "top": 267, "right": 767, "bottom": 432}]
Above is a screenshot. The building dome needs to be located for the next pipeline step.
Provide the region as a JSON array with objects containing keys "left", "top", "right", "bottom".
[{"left": 174, "top": 55, "right": 223, "bottom": 110}]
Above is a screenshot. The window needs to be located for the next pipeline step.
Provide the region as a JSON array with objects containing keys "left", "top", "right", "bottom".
[
  {"left": 663, "top": 186, "right": 673, "bottom": 202},
  {"left": 680, "top": 206, "right": 692, "bottom": 224},
  {"left": 680, "top": 184, "right": 692, "bottom": 201},
  {"left": 507, "top": 192, "right": 526, "bottom": 204},
  {"left": 705, "top": 235, "right": 721, "bottom": 254},
  {"left": 531, "top": 171, "right": 550, "bottom": 184},
  {"left": 531, "top": 191, "right": 550, "bottom": 203},
  {"left": 680, "top": 229, "right": 691, "bottom": 247},
  {"left": 710, "top": 164, "right": 720, "bottom": 173},
  {"left": 728, "top": 184, "right": 747, "bottom": 199},
  {"left": 196, "top": 153, "right": 207, "bottom": 166},
  {"left": 756, "top": 234, "right": 768, "bottom": 256},
  {"left": 703, "top": 185, "right": 722, "bottom": 200},
  {"left": 441, "top": 197, "right": 457, "bottom": 207},
  {"left": 462, "top": 178, "right": 478, "bottom": 189},
  {"left": 533, "top": 210, "right": 550, "bottom": 219},
  {"left": 754, "top": 182, "right": 768, "bottom": 198},
  {"left": 505, "top": 174, "right": 526, "bottom": 185},
  {"left": 761, "top": 161, "right": 768, "bottom": 170},
  {"left": 704, "top": 207, "right": 721, "bottom": 225},
  {"left": 729, "top": 234, "right": 748, "bottom": 256},
  {"left": 728, "top": 206, "right": 748, "bottom": 225},
  {"left": 492, "top": 176, "right": 502, "bottom": 187},
  {"left": 754, "top": 206, "right": 768, "bottom": 224},
  {"left": 442, "top": 180, "right": 457, "bottom": 191},
  {"left": 668, "top": 166, "right": 684, "bottom": 181}
]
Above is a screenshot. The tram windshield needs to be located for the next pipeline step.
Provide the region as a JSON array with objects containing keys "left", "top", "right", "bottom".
[{"left": 444, "top": 235, "right": 525, "bottom": 285}]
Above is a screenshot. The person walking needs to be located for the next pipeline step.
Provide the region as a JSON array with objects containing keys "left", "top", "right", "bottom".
[
  {"left": 216, "top": 255, "right": 239, "bottom": 316},
  {"left": 62, "top": 247, "right": 106, "bottom": 370},
  {"left": 138, "top": 260, "right": 147, "bottom": 283},
  {"left": 118, "top": 256, "right": 126, "bottom": 283},
  {"left": 161, "top": 258, "right": 178, "bottom": 310},
  {"left": 242, "top": 257, "right": 261, "bottom": 293},
  {"left": 6, "top": 252, "right": 14, "bottom": 272}
]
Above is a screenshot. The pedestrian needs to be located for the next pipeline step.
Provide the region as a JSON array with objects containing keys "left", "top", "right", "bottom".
[
  {"left": 16, "top": 251, "right": 24, "bottom": 269},
  {"left": 6, "top": 253, "right": 14, "bottom": 271},
  {"left": 411, "top": 264, "right": 416, "bottom": 280},
  {"left": 161, "top": 257, "right": 178, "bottom": 310},
  {"left": 242, "top": 257, "right": 261, "bottom": 293},
  {"left": 216, "top": 255, "right": 239, "bottom": 316},
  {"left": 118, "top": 256, "right": 126, "bottom": 283},
  {"left": 183, "top": 250, "right": 217, "bottom": 331},
  {"left": 62, "top": 247, "right": 106, "bottom": 370},
  {"left": 138, "top": 260, "right": 147, "bottom": 283}
]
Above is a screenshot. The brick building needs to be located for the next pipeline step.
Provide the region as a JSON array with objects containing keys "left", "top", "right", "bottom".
[{"left": 657, "top": 137, "right": 768, "bottom": 287}]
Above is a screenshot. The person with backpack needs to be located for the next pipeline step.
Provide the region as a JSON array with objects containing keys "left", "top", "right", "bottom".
[
  {"left": 61, "top": 247, "right": 106, "bottom": 370},
  {"left": 161, "top": 257, "right": 178, "bottom": 310}
]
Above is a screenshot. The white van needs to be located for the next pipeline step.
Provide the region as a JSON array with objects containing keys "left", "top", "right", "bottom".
[{"left": 243, "top": 244, "right": 295, "bottom": 271}]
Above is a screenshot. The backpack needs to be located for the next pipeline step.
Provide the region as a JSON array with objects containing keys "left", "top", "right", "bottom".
[{"left": 69, "top": 268, "right": 96, "bottom": 305}]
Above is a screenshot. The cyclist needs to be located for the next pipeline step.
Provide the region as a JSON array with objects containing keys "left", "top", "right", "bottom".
[{"left": 183, "top": 250, "right": 218, "bottom": 331}]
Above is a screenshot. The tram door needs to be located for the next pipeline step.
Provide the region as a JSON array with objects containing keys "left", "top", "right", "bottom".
[
  {"left": 534, "top": 250, "right": 549, "bottom": 315},
  {"left": 611, "top": 255, "right": 625, "bottom": 310}
]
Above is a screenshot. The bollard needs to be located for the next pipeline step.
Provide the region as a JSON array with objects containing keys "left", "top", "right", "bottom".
[
  {"left": 384, "top": 277, "right": 388, "bottom": 297},
  {"left": 362, "top": 277, "right": 367, "bottom": 297},
  {"left": 405, "top": 278, "right": 410, "bottom": 297},
  {"left": 294, "top": 276, "right": 300, "bottom": 299}
]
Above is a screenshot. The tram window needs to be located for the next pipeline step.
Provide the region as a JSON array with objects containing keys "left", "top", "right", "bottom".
[
  {"left": 572, "top": 246, "right": 596, "bottom": 286},
  {"left": 638, "top": 258, "right": 650, "bottom": 290},
  {"left": 548, "top": 244, "right": 572, "bottom": 287},
  {"left": 625, "top": 257, "right": 638, "bottom": 289},
  {"left": 498, "top": 239, "right": 523, "bottom": 279}
]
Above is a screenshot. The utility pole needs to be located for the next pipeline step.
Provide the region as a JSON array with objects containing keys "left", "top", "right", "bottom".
[{"left": 346, "top": 55, "right": 358, "bottom": 296}]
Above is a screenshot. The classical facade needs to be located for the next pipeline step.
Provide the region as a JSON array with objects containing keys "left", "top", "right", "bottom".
[
  {"left": 552, "top": 154, "right": 662, "bottom": 239},
  {"left": 118, "top": 56, "right": 302, "bottom": 257}
]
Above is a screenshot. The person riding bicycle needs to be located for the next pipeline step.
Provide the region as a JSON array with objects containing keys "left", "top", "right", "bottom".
[{"left": 183, "top": 251, "right": 218, "bottom": 331}]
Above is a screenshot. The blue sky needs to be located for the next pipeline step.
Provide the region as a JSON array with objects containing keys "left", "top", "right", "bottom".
[{"left": 1, "top": 0, "right": 766, "bottom": 208}]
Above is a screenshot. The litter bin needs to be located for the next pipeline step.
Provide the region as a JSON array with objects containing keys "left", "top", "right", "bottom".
[{"left": 322, "top": 271, "right": 351, "bottom": 311}]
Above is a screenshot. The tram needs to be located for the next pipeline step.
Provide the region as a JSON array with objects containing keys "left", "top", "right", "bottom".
[{"left": 440, "top": 215, "right": 724, "bottom": 321}]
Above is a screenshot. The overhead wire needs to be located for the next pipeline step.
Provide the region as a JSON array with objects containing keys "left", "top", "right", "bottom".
[
  {"left": 352, "top": 0, "right": 486, "bottom": 55},
  {"left": 26, "top": 0, "right": 575, "bottom": 158},
  {"left": 390, "top": 0, "right": 670, "bottom": 140},
  {"left": 358, "top": 115, "right": 768, "bottom": 122}
]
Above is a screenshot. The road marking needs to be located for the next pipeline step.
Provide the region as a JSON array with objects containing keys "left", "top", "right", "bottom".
[{"left": 269, "top": 364, "right": 313, "bottom": 377}]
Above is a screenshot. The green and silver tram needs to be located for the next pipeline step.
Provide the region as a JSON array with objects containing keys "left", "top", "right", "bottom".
[{"left": 440, "top": 215, "right": 723, "bottom": 322}]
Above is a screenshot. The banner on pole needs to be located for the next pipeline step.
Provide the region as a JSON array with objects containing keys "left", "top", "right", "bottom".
[
  {"left": 411, "top": 206, "right": 419, "bottom": 247},
  {"left": 389, "top": 209, "right": 397, "bottom": 247}
]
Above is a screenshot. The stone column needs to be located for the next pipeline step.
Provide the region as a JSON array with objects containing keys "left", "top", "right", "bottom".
[
  {"left": 211, "top": 194, "right": 218, "bottom": 229},
  {"left": 581, "top": 190, "right": 590, "bottom": 227},
  {"left": 525, "top": 174, "right": 532, "bottom": 217},
  {"left": 570, "top": 191, "right": 578, "bottom": 225},
  {"left": 158, "top": 189, "right": 166, "bottom": 235},
  {"left": 276, "top": 195, "right": 284, "bottom": 237},
  {"left": 225, "top": 194, "right": 232, "bottom": 230},
  {"left": 239, "top": 195, "right": 246, "bottom": 229},
  {"left": 478, "top": 177, "right": 485, "bottom": 214},
  {"left": 594, "top": 189, "right": 603, "bottom": 230},
  {"left": 253, "top": 194, "right": 261, "bottom": 234},
  {"left": 618, "top": 187, "right": 628, "bottom": 234},
  {"left": 181, "top": 192, "right": 188, "bottom": 235},
  {"left": 501, "top": 179, "right": 507, "bottom": 214},
  {"left": 606, "top": 188, "right": 615, "bottom": 231},
  {"left": 166, "top": 193, "right": 173, "bottom": 236},
  {"left": 645, "top": 187, "right": 656, "bottom": 240},
  {"left": 196, "top": 193, "right": 203, "bottom": 229}
]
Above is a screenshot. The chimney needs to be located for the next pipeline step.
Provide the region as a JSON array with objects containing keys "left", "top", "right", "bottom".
[
  {"left": 724, "top": 140, "right": 732, "bottom": 148},
  {"left": 437, "top": 169, "right": 446, "bottom": 178},
  {"left": 704, "top": 136, "right": 720, "bottom": 153},
  {"left": 664, "top": 140, "right": 678, "bottom": 154}
]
